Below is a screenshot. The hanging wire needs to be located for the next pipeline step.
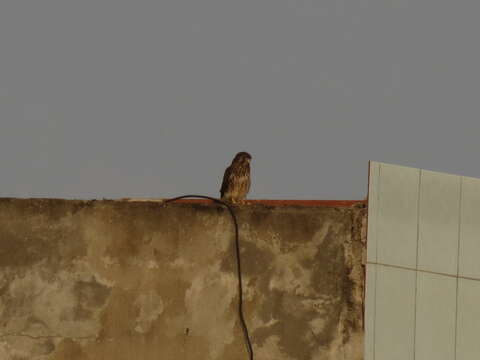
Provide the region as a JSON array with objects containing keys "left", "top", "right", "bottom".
[{"left": 164, "top": 195, "right": 254, "bottom": 360}]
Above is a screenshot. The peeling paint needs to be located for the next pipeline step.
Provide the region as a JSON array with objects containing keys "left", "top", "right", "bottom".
[{"left": 134, "top": 291, "right": 164, "bottom": 333}]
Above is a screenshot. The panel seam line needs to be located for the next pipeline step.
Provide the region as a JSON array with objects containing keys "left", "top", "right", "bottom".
[
  {"left": 454, "top": 177, "right": 463, "bottom": 360},
  {"left": 413, "top": 169, "right": 422, "bottom": 360},
  {"left": 373, "top": 163, "right": 381, "bottom": 360}
]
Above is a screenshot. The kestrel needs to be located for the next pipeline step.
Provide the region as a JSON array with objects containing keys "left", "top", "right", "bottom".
[{"left": 220, "top": 152, "right": 252, "bottom": 203}]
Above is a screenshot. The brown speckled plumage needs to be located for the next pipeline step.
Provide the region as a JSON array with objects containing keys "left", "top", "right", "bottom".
[{"left": 220, "top": 152, "right": 252, "bottom": 203}]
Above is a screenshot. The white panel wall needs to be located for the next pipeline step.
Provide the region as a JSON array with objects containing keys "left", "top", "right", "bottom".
[
  {"left": 367, "top": 161, "right": 380, "bottom": 264},
  {"left": 458, "top": 176, "right": 480, "bottom": 279},
  {"left": 418, "top": 170, "right": 461, "bottom": 275},
  {"left": 456, "top": 279, "right": 480, "bottom": 359},
  {"left": 415, "top": 273, "right": 457, "bottom": 360},
  {"left": 365, "top": 161, "right": 480, "bottom": 360},
  {"left": 364, "top": 265, "right": 376, "bottom": 360},
  {"left": 377, "top": 163, "right": 420, "bottom": 268},
  {"left": 375, "top": 266, "right": 416, "bottom": 360}
]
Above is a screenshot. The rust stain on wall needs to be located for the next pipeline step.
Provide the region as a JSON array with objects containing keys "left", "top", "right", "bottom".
[{"left": 0, "top": 198, "right": 366, "bottom": 360}]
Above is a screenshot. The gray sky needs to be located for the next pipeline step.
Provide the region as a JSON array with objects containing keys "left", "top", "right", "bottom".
[{"left": 1, "top": 0, "right": 479, "bottom": 200}]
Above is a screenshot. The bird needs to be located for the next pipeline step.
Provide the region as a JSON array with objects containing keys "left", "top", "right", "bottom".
[{"left": 220, "top": 152, "right": 252, "bottom": 203}]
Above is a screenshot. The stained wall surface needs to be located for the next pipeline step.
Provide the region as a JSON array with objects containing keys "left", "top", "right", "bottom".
[
  {"left": 365, "top": 161, "right": 480, "bottom": 360},
  {"left": 0, "top": 198, "right": 366, "bottom": 360}
]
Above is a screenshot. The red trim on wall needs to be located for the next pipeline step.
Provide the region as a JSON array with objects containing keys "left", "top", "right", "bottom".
[{"left": 172, "top": 199, "right": 367, "bottom": 207}]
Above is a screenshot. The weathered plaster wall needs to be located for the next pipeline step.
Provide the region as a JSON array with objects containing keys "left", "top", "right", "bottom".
[{"left": 0, "top": 199, "right": 366, "bottom": 360}]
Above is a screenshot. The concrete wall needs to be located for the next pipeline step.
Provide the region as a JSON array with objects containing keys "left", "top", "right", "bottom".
[{"left": 0, "top": 198, "right": 366, "bottom": 360}]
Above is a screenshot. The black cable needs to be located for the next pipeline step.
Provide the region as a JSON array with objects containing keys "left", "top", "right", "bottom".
[{"left": 164, "top": 195, "right": 254, "bottom": 360}]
